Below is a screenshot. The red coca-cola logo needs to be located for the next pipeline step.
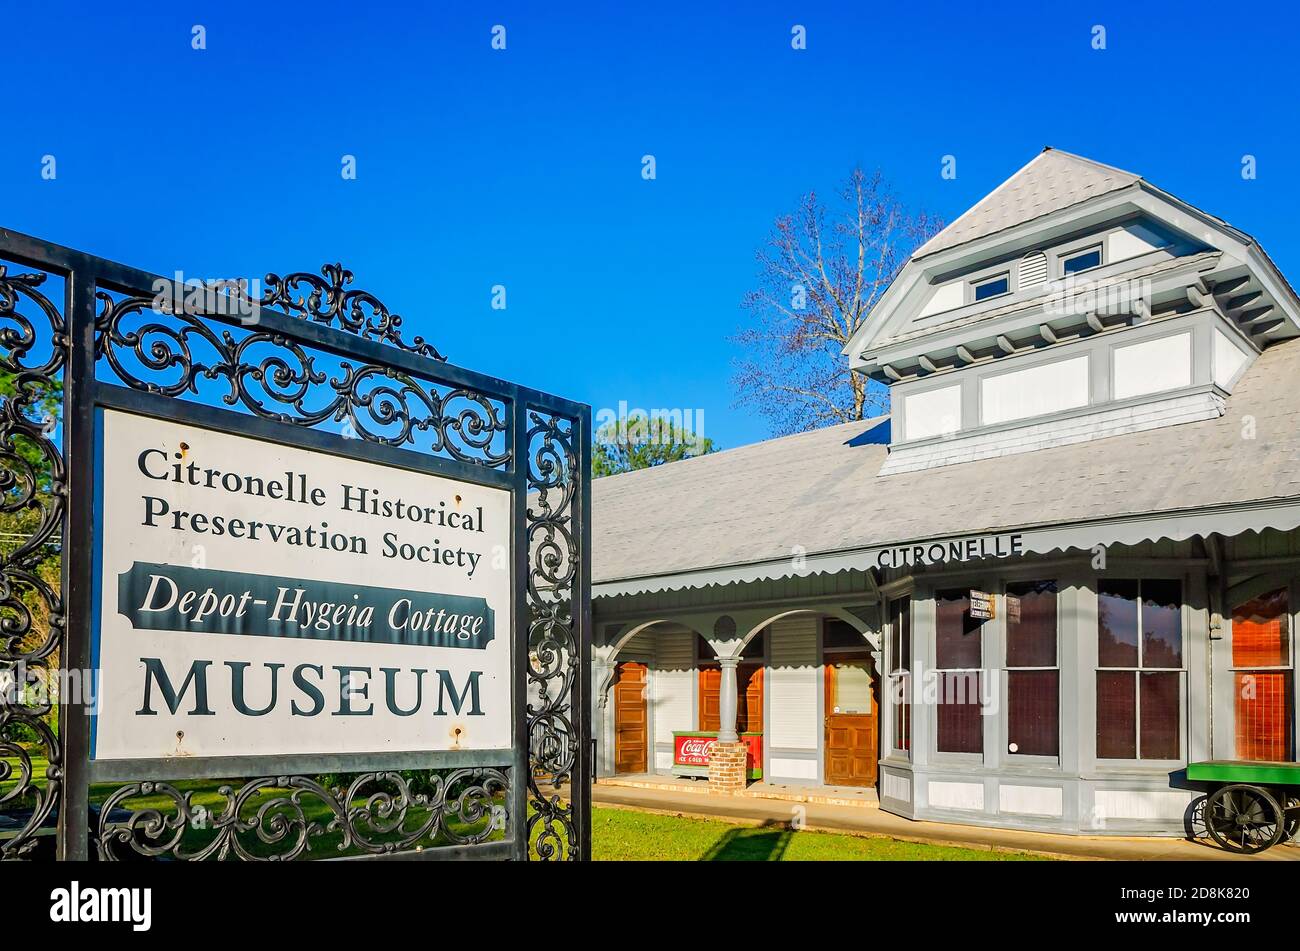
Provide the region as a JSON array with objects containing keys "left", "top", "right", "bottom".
[{"left": 677, "top": 737, "right": 715, "bottom": 760}]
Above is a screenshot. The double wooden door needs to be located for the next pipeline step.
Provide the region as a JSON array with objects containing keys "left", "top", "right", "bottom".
[
  {"left": 613, "top": 661, "right": 648, "bottom": 774},
  {"left": 824, "top": 653, "right": 879, "bottom": 787}
]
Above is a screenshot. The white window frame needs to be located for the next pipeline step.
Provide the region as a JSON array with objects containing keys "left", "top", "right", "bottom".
[
  {"left": 1060, "top": 243, "right": 1104, "bottom": 277},
  {"left": 932, "top": 588, "right": 984, "bottom": 763},
  {"left": 1094, "top": 577, "right": 1187, "bottom": 766},
  {"left": 886, "top": 597, "right": 912, "bottom": 758},
  {"left": 971, "top": 271, "right": 1011, "bottom": 303},
  {"left": 1227, "top": 579, "right": 1296, "bottom": 761},
  {"left": 1002, "top": 579, "right": 1061, "bottom": 765}
]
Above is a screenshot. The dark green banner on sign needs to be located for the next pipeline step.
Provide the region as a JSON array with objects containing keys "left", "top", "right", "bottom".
[{"left": 116, "top": 561, "right": 494, "bottom": 650}]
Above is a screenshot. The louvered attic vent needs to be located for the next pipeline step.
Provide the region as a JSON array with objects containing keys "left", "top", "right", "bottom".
[{"left": 1019, "top": 250, "right": 1048, "bottom": 289}]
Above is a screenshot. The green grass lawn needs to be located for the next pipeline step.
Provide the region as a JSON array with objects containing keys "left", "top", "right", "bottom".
[
  {"left": 6, "top": 751, "right": 1045, "bottom": 860},
  {"left": 591, "top": 806, "right": 1047, "bottom": 861}
]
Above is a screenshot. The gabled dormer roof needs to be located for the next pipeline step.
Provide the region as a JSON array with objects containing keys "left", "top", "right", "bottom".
[
  {"left": 845, "top": 148, "right": 1300, "bottom": 374},
  {"left": 914, "top": 148, "right": 1140, "bottom": 258}
]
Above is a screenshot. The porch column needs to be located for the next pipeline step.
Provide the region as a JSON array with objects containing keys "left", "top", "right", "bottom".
[
  {"left": 708, "top": 655, "right": 748, "bottom": 792},
  {"left": 717, "top": 655, "right": 740, "bottom": 744}
]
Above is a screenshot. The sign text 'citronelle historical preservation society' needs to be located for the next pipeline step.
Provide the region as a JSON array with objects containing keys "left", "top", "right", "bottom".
[{"left": 91, "top": 409, "right": 513, "bottom": 761}]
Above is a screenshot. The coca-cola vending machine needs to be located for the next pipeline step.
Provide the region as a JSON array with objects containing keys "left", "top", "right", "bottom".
[{"left": 671, "top": 731, "right": 763, "bottom": 779}]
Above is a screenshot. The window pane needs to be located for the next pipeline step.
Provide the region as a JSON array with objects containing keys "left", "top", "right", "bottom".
[
  {"left": 936, "top": 589, "right": 980, "bottom": 668},
  {"left": 1096, "top": 670, "right": 1136, "bottom": 758},
  {"left": 1233, "top": 588, "right": 1290, "bottom": 668},
  {"left": 1141, "top": 580, "right": 1182, "bottom": 668},
  {"left": 1098, "top": 579, "right": 1139, "bottom": 667},
  {"left": 1139, "top": 671, "right": 1180, "bottom": 759},
  {"left": 974, "top": 276, "right": 1009, "bottom": 301},
  {"left": 1063, "top": 248, "right": 1101, "bottom": 275},
  {"left": 1008, "top": 669, "right": 1059, "bottom": 756},
  {"left": 891, "top": 673, "right": 910, "bottom": 752},
  {"left": 899, "top": 599, "right": 910, "bottom": 670},
  {"left": 936, "top": 671, "right": 982, "bottom": 754},
  {"left": 831, "top": 660, "right": 873, "bottom": 714},
  {"left": 889, "top": 599, "right": 911, "bottom": 672},
  {"left": 1234, "top": 672, "right": 1294, "bottom": 761},
  {"left": 1006, "top": 580, "right": 1057, "bottom": 667}
]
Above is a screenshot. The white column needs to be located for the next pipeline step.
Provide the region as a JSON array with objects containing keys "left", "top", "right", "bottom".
[{"left": 717, "top": 655, "right": 740, "bottom": 744}]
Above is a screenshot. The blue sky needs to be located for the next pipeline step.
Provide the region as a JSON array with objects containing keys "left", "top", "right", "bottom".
[{"left": 6, "top": 1, "right": 1299, "bottom": 450}]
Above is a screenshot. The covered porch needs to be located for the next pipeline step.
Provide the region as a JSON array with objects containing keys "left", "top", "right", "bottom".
[{"left": 592, "top": 569, "right": 885, "bottom": 794}]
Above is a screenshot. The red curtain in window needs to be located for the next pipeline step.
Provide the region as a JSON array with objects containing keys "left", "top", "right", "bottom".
[
  {"left": 1008, "top": 670, "right": 1059, "bottom": 756},
  {"left": 1234, "top": 673, "right": 1292, "bottom": 762},
  {"left": 1232, "top": 589, "right": 1293, "bottom": 761},
  {"left": 936, "top": 671, "right": 982, "bottom": 754},
  {"left": 1139, "top": 671, "right": 1180, "bottom": 760},
  {"left": 1096, "top": 671, "right": 1136, "bottom": 759}
]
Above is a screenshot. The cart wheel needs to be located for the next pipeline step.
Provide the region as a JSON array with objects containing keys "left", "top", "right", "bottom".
[
  {"left": 1205, "top": 784, "right": 1285, "bottom": 854},
  {"left": 1285, "top": 796, "right": 1300, "bottom": 843}
]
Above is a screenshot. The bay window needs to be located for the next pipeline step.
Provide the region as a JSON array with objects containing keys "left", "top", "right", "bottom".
[
  {"left": 1005, "top": 580, "right": 1059, "bottom": 757},
  {"left": 935, "top": 588, "right": 982, "bottom": 755},
  {"left": 1096, "top": 579, "right": 1183, "bottom": 760},
  {"left": 1231, "top": 588, "right": 1294, "bottom": 761}
]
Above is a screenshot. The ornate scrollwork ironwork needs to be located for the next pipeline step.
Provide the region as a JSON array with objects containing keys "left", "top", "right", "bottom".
[
  {"left": 93, "top": 290, "right": 510, "bottom": 468},
  {"left": 255, "top": 263, "right": 446, "bottom": 361},
  {"left": 0, "top": 265, "right": 67, "bottom": 860},
  {"left": 96, "top": 768, "right": 509, "bottom": 861},
  {"left": 1, "top": 242, "right": 588, "bottom": 862},
  {"left": 524, "top": 411, "right": 580, "bottom": 860}
]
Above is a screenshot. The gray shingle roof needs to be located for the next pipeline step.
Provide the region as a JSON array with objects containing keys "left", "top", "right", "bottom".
[
  {"left": 913, "top": 149, "right": 1141, "bottom": 259},
  {"left": 592, "top": 338, "right": 1300, "bottom": 585}
]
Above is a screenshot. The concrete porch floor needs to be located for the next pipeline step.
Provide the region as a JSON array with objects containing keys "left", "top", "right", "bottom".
[{"left": 589, "top": 780, "right": 1300, "bottom": 861}]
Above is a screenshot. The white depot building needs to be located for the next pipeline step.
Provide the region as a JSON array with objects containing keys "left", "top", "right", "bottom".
[{"left": 589, "top": 149, "right": 1300, "bottom": 835}]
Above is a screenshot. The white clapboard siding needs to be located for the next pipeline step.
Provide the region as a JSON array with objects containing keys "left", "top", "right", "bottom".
[
  {"left": 652, "top": 625, "right": 695, "bottom": 743},
  {"left": 767, "top": 615, "right": 819, "bottom": 750},
  {"left": 618, "top": 625, "right": 656, "bottom": 659}
]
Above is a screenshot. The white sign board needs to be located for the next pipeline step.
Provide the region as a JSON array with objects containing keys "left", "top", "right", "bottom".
[
  {"left": 969, "top": 589, "right": 995, "bottom": 621},
  {"left": 91, "top": 409, "right": 513, "bottom": 760}
]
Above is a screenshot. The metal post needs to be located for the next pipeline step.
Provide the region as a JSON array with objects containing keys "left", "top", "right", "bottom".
[{"left": 57, "top": 263, "right": 97, "bottom": 860}]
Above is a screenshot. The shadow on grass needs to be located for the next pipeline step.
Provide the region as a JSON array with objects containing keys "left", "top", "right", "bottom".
[{"left": 699, "top": 819, "right": 793, "bottom": 861}]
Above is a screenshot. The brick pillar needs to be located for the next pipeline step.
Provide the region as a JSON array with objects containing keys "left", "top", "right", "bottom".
[{"left": 707, "top": 741, "right": 749, "bottom": 793}]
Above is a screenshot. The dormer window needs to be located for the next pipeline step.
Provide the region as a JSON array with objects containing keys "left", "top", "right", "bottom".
[
  {"left": 972, "top": 273, "right": 1010, "bottom": 302},
  {"left": 1061, "top": 245, "right": 1102, "bottom": 276}
]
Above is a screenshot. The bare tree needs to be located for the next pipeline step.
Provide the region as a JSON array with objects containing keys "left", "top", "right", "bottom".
[{"left": 733, "top": 168, "right": 942, "bottom": 435}]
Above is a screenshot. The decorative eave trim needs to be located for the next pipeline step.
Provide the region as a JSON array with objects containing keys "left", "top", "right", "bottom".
[{"left": 592, "top": 496, "right": 1300, "bottom": 598}]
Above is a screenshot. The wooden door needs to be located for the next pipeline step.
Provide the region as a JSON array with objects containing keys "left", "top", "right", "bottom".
[
  {"left": 613, "top": 662, "right": 648, "bottom": 774},
  {"left": 740, "top": 665, "right": 764, "bottom": 733},
  {"left": 699, "top": 666, "right": 721, "bottom": 731},
  {"left": 824, "top": 654, "right": 878, "bottom": 787},
  {"left": 699, "top": 664, "right": 764, "bottom": 733}
]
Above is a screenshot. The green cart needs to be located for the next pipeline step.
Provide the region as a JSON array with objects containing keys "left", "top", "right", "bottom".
[{"left": 1186, "top": 760, "right": 1300, "bottom": 854}]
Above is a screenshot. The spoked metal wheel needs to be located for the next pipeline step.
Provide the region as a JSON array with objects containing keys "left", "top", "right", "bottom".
[
  {"left": 1205, "top": 784, "right": 1285, "bottom": 854},
  {"left": 1284, "top": 796, "right": 1300, "bottom": 843}
]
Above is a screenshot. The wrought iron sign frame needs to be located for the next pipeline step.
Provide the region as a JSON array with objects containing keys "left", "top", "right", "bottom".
[{"left": 0, "top": 226, "right": 591, "bottom": 861}]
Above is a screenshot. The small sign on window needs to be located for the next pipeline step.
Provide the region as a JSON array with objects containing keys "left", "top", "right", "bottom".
[
  {"left": 970, "top": 589, "right": 996, "bottom": 621},
  {"left": 1006, "top": 594, "right": 1021, "bottom": 624}
]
